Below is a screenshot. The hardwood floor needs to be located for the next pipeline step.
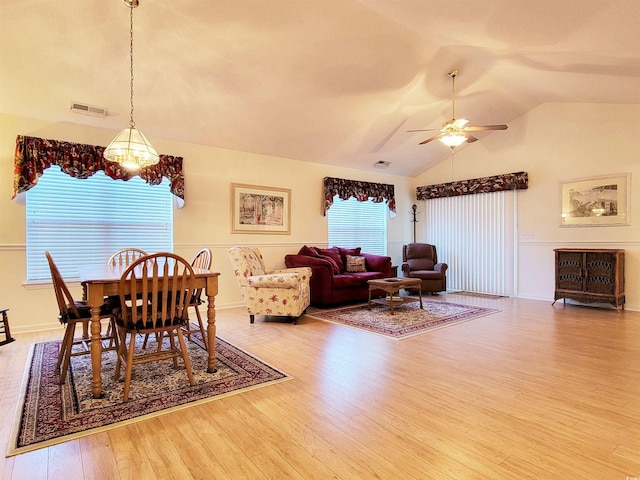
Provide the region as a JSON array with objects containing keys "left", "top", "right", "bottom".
[{"left": 2, "top": 295, "right": 639, "bottom": 479}]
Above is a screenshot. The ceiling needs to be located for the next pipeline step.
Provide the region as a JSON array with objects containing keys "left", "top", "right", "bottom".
[{"left": 1, "top": 0, "right": 639, "bottom": 177}]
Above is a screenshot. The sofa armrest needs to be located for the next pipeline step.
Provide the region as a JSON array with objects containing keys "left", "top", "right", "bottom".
[
  {"left": 271, "top": 266, "right": 313, "bottom": 280},
  {"left": 285, "top": 254, "right": 337, "bottom": 305},
  {"left": 285, "top": 254, "right": 331, "bottom": 270},
  {"left": 361, "top": 252, "right": 392, "bottom": 276},
  {"left": 403, "top": 262, "right": 448, "bottom": 274},
  {"left": 285, "top": 255, "right": 334, "bottom": 283}
]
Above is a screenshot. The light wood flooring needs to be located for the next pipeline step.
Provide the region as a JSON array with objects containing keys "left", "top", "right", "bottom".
[{"left": 1, "top": 294, "right": 639, "bottom": 479}]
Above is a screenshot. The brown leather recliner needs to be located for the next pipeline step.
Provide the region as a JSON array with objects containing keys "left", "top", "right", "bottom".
[{"left": 401, "top": 243, "right": 448, "bottom": 293}]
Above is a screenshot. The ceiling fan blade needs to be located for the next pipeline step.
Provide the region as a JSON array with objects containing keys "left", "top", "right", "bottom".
[
  {"left": 465, "top": 124, "right": 508, "bottom": 131},
  {"left": 419, "top": 133, "right": 443, "bottom": 145},
  {"left": 465, "top": 133, "right": 478, "bottom": 143},
  {"left": 407, "top": 128, "right": 441, "bottom": 133}
]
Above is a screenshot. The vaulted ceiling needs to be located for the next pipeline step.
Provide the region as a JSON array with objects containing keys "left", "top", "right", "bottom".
[{"left": 1, "top": 0, "right": 639, "bottom": 177}]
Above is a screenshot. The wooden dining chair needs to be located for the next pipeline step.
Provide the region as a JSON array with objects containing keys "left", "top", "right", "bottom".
[
  {"left": 45, "top": 251, "right": 119, "bottom": 384},
  {"left": 114, "top": 252, "right": 196, "bottom": 402},
  {"left": 182, "top": 247, "right": 212, "bottom": 350},
  {"left": 107, "top": 248, "right": 148, "bottom": 269},
  {"left": 105, "top": 248, "right": 149, "bottom": 342},
  {"left": 0, "top": 308, "right": 15, "bottom": 346}
]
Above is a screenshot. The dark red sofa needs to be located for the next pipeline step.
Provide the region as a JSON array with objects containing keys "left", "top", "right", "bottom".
[{"left": 284, "top": 246, "right": 392, "bottom": 307}]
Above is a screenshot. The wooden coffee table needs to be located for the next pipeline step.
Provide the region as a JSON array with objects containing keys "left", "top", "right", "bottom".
[{"left": 367, "top": 277, "right": 423, "bottom": 315}]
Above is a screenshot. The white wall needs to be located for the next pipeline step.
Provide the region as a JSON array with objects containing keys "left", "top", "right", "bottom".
[
  {"left": 413, "top": 103, "right": 640, "bottom": 310},
  {"left": 0, "top": 112, "right": 413, "bottom": 333}
]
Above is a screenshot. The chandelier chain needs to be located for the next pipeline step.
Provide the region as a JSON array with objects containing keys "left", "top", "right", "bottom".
[{"left": 129, "top": 4, "right": 135, "bottom": 128}]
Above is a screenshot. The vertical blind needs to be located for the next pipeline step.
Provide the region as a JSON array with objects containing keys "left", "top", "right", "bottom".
[
  {"left": 327, "top": 196, "right": 387, "bottom": 255},
  {"left": 424, "top": 190, "right": 515, "bottom": 296},
  {"left": 26, "top": 166, "right": 173, "bottom": 281}
]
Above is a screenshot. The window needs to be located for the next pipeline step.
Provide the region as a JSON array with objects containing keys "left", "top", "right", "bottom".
[
  {"left": 26, "top": 166, "right": 173, "bottom": 281},
  {"left": 327, "top": 196, "right": 387, "bottom": 255}
]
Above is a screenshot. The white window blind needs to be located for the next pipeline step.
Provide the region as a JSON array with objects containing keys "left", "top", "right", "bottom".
[
  {"left": 327, "top": 196, "right": 387, "bottom": 255},
  {"left": 26, "top": 166, "right": 173, "bottom": 281}
]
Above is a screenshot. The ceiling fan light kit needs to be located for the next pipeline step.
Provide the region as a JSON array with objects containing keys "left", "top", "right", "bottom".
[
  {"left": 408, "top": 69, "right": 508, "bottom": 150},
  {"left": 440, "top": 132, "right": 468, "bottom": 148}
]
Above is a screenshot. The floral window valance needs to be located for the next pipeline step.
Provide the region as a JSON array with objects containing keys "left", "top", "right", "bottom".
[
  {"left": 323, "top": 176, "right": 396, "bottom": 217},
  {"left": 12, "top": 135, "right": 185, "bottom": 205},
  {"left": 416, "top": 171, "right": 528, "bottom": 200}
]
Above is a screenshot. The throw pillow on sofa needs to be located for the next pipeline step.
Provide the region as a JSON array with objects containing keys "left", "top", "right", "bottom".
[
  {"left": 298, "top": 245, "right": 320, "bottom": 257},
  {"left": 337, "top": 246, "right": 361, "bottom": 265},
  {"left": 316, "top": 247, "right": 344, "bottom": 274},
  {"left": 345, "top": 255, "right": 366, "bottom": 273},
  {"left": 297, "top": 245, "right": 340, "bottom": 274}
]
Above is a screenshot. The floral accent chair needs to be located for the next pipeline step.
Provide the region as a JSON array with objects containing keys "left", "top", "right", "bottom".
[{"left": 228, "top": 247, "right": 312, "bottom": 324}]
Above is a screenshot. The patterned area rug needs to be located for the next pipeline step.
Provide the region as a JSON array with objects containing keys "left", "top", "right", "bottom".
[
  {"left": 307, "top": 300, "right": 500, "bottom": 339},
  {"left": 8, "top": 331, "right": 290, "bottom": 456}
]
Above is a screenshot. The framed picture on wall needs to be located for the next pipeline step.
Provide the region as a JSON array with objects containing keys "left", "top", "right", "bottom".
[
  {"left": 560, "top": 173, "right": 630, "bottom": 227},
  {"left": 231, "top": 183, "right": 291, "bottom": 234}
]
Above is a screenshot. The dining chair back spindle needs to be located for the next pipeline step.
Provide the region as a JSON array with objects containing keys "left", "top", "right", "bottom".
[
  {"left": 45, "top": 251, "right": 119, "bottom": 383},
  {"left": 107, "top": 248, "right": 148, "bottom": 269},
  {"left": 114, "top": 252, "right": 196, "bottom": 402}
]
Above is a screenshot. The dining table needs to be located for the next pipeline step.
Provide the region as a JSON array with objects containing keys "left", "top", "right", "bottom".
[{"left": 77, "top": 263, "right": 220, "bottom": 398}]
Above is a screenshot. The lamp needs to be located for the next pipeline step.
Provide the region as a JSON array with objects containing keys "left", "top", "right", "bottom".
[
  {"left": 439, "top": 131, "right": 467, "bottom": 148},
  {"left": 439, "top": 117, "right": 469, "bottom": 149},
  {"left": 104, "top": 0, "right": 159, "bottom": 171}
]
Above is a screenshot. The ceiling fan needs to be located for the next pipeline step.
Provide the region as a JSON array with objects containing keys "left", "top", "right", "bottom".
[{"left": 408, "top": 69, "right": 508, "bottom": 148}]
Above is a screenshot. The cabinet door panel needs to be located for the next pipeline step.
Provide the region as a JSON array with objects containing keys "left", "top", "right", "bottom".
[
  {"left": 557, "top": 251, "right": 584, "bottom": 292},
  {"left": 585, "top": 252, "right": 616, "bottom": 295}
]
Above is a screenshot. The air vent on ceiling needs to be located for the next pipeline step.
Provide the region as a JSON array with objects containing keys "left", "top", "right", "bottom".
[
  {"left": 374, "top": 160, "right": 391, "bottom": 168},
  {"left": 70, "top": 101, "right": 108, "bottom": 118}
]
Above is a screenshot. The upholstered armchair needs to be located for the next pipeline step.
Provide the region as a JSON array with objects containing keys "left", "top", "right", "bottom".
[
  {"left": 401, "top": 243, "right": 448, "bottom": 294},
  {"left": 228, "top": 247, "right": 312, "bottom": 324}
]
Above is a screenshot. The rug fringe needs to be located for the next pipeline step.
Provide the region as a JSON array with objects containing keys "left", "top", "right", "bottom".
[{"left": 6, "top": 343, "right": 37, "bottom": 457}]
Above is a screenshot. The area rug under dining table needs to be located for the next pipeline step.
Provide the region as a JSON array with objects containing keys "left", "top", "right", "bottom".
[
  {"left": 7, "top": 330, "right": 291, "bottom": 456},
  {"left": 306, "top": 299, "right": 500, "bottom": 339}
]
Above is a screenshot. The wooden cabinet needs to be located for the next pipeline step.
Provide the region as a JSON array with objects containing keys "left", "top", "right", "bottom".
[{"left": 553, "top": 248, "right": 625, "bottom": 310}]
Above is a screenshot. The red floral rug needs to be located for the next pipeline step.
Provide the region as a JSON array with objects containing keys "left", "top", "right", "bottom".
[
  {"left": 307, "top": 300, "right": 499, "bottom": 339},
  {"left": 8, "top": 332, "right": 290, "bottom": 456}
]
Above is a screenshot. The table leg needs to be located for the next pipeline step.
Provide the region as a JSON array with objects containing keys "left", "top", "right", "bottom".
[
  {"left": 206, "top": 292, "right": 217, "bottom": 373},
  {"left": 81, "top": 283, "right": 89, "bottom": 339},
  {"left": 389, "top": 287, "right": 398, "bottom": 315},
  {"left": 90, "top": 305, "right": 103, "bottom": 398},
  {"left": 418, "top": 283, "right": 423, "bottom": 309},
  {"left": 368, "top": 287, "right": 373, "bottom": 310}
]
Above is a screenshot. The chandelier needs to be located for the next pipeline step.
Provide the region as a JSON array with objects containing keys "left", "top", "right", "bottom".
[{"left": 104, "top": 0, "right": 159, "bottom": 171}]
